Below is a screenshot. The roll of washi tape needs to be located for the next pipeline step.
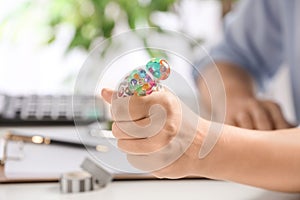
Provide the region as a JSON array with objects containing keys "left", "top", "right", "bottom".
[
  {"left": 81, "top": 157, "right": 113, "bottom": 188},
  {"left": 60, "top": 171, "right": 93, "bottom": 193}
]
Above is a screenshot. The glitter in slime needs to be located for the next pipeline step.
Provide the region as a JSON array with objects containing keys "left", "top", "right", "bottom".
[{"left": 117, "top": 58, "right": 171, "bottom": 98}]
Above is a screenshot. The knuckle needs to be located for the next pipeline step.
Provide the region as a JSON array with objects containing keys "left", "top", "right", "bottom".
[
  {"left": 255, "top": 110, "right": 268, "bottom": 120},
  {"left": 269, "top": 101, "right": 281, "bottom": 110},
  {"left": 111, "top": 122, "right": 117, "bottom": 131},
  {"left": 112, "top": 122, "right": 122, "bottom": 131},
  {"left": 247, "top": 98, "right": 260, "bottom": 108},
  {"left": 111, "top": 122, "right": 124, "bottom": 138},
  {"left": 256, "top": 118, "right": 272, "bottom": 130},
  {"left": 117, "top": 140, "right": 126, "bottom": 151},
  {"left": 160, "top": 94, "right": 177, "bottom": 109},
  {"left": 164, "top": 121, "right": 178, "bottom": 135},
  {"left": 161, "top": 95, "right": 173, "bottom": 107},
  {"left": 117, "top": 140, "right": 122, "bottom": 149},
  {"left": 111, "top": 123, "right": 118, "bottom": 136},
  {"left": 236, "top": 112, "right": 248, "bottom": 120}
]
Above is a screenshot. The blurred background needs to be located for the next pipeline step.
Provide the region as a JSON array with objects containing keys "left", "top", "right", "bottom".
[
  {"left": 0, "top": 0, "right": 295, "bottom": 121},
  {"left": 0, "top": 0, "right": 229, "bottom": 95}
]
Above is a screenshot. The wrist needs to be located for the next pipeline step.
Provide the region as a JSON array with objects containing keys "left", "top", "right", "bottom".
[
  {"left": 189, "top": 120, "right": 239, "bottom": 179},
  {"left": 188, "top": 118, "right": 216, "bottom": 177}
]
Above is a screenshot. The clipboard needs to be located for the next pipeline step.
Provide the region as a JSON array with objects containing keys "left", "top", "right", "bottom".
[{"left": 0, "top": 127, "right": 154, "bottom": 183}]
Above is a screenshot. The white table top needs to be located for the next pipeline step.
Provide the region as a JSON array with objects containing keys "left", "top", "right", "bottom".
[
  {"left": 0, "top": 179, "right": 299, "bottom": 200},
  {"left": 1, "top": 126, "right": 299, "bottom": 199}
]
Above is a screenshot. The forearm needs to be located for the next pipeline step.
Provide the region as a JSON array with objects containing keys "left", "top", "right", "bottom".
[
  {"left": 198, "top": 123, "right": 300, "bottom": 192},
  {"left": 197, "top": 62, "right": 255, "bottom": 114}
]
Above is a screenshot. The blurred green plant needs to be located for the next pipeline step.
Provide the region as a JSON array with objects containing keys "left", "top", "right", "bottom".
[
  {"left": 58, "top": 0, "right": 179, "bottom": 51},
  {"left": 0, "top": 0, "right": 178, "bottom": 52},
  {"left": 0, "top": 0, "right": 236, "bottom": 57}
]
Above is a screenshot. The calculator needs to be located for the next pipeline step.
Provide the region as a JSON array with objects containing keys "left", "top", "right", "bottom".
[{"left": 0, "top": 94, "right": 107, "bottom": 126}]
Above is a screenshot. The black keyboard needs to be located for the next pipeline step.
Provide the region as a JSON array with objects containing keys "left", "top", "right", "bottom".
[{"left": 0, "top": 94, "right": 107, "bottom": 126}]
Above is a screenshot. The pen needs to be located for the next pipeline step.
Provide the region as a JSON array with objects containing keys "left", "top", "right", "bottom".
[{"left": 4, "top": 131, "right": 109, "bottom": 152}]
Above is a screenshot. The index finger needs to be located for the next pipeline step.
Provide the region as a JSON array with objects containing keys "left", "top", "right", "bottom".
[{"left": 111, "top": 94, "right": 152, "bottom": 122}]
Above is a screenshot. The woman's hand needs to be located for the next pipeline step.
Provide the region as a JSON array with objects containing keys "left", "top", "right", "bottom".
[
  {"left": 102, "top": 88, "right": 300, "bottom": 192},
  {"left": 224, "top": 97, "right": 294, "bottom": 130},
  {"left": 101, "top": 88, "right": 209, "bottom": 178}
]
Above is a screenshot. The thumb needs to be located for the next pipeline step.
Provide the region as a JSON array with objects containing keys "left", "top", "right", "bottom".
[{"left": 101, "top": 88, "right": 115, "bottom": 104}]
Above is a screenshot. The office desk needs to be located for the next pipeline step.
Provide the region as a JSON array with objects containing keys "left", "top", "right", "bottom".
[
  {"left": 0, "top": 127, "right": 299, "bottom": 199},
  {"left": 0, "top": 179, "right": 299, "bottom": 200}
]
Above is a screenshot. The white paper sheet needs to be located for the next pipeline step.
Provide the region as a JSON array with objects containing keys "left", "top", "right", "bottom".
[{"left": 4, "top": 127, "right": 143, "bottom": 179}]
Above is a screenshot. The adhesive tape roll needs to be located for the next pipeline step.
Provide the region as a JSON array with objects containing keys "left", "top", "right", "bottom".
[{"left": 60, "top": 171, "right": 93, "bottom": 193}]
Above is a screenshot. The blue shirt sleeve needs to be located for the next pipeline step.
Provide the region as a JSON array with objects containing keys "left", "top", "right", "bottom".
[{"left": 194, "top": 0, "right": 283, "bottom": 89}]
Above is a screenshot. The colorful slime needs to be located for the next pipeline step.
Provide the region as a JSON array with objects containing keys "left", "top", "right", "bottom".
[{"left": 117, "top": 58, "right": 171, "bottom": 98}]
